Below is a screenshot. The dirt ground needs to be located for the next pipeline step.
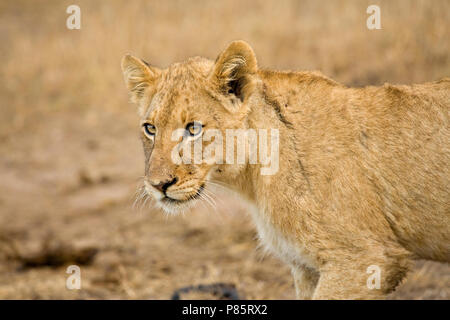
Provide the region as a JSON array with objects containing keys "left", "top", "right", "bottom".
[{"left": 0, "top": 0, "right": 448, "bottom": 299}]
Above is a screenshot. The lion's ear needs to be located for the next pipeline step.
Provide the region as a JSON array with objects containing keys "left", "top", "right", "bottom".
[
  {"left": 121, "top": 54, "right": 160, "bottom": 104},
  {"left": 211, "top": 40, "right": 258, "bottom": 102}
]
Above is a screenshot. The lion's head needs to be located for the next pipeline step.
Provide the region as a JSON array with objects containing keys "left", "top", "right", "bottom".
[{"left": 121, "top": 41, "right": 260, "bottom": 213}]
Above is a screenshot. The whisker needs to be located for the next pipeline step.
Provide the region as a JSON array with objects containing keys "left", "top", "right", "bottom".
[
  {"left": 206, "top": 180, "right": 233, "bottom": 190},
  {"left": 201, "top": 188, "right": 217, "bottom": 208},
  {"left": 132, "top": 183, "right": 146, "bottom": 210},
  {"left": 199, "top": 192, "right": 215, "bottom": 210}
]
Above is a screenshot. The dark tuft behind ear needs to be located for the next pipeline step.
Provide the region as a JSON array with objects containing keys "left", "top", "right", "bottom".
[{"left": 211, "top": 40, "right": 258, "bottom": 102}]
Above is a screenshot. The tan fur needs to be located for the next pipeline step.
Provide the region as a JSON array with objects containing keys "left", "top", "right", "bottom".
[{"left": 121, "top": 41, "right": 450, "bottom": 299}]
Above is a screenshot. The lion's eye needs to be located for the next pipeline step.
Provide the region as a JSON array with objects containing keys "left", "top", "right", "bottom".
[
  {"left": 142, "top": 123, "right": 156, "bottom": 137},
  {"left": 186, "top": 122, "right": 203, "bottom": 137}
]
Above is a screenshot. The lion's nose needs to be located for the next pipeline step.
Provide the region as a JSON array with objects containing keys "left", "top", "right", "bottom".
[{"left": 151, "top": 177, "right": 178, "bottom": 194}]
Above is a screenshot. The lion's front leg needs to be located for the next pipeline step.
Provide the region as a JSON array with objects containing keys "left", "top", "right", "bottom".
[
  {"left": 312, "top": 254, "right": 410, "bottom": 300},
  {"left": 312, "top": 267, "right": 385, "bottom": 300},
  {"left": 291, "top": 265, "right": 320, "bottom": 299}
]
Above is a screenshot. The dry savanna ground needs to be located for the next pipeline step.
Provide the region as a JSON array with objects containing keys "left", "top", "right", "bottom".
[{"left": 0, "top": 0, "right": 448, "bottom": 299}]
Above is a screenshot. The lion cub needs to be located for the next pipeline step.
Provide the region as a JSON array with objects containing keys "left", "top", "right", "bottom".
[{"left": 121, "top": 40, "right": 449, "bottom": 299}]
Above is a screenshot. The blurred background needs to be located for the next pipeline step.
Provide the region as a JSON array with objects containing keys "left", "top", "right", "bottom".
[{"left": 0, "top": 0, "right": 448, "bottom": 299}]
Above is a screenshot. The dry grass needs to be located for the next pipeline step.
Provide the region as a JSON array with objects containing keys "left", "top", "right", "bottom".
[{"left": 0, "top": 0, "right": 448, "bottom": 299}]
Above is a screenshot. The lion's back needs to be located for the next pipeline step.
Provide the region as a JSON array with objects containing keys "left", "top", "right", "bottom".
[{"left": 357, "top": 79, "right": 449, "bottom": 261}]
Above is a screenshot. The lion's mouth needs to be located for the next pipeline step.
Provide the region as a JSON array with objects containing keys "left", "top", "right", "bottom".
[{"left": 161, "top": 184, "right": 205, "bottom": 204}]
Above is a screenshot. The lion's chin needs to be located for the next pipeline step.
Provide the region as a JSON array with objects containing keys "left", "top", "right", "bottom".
[
  {"left": 156, "top": 196, "right": 198, "bottom": 215},
  {"left": 156, "top": 184, "right": 205, "bottom": 215}
]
